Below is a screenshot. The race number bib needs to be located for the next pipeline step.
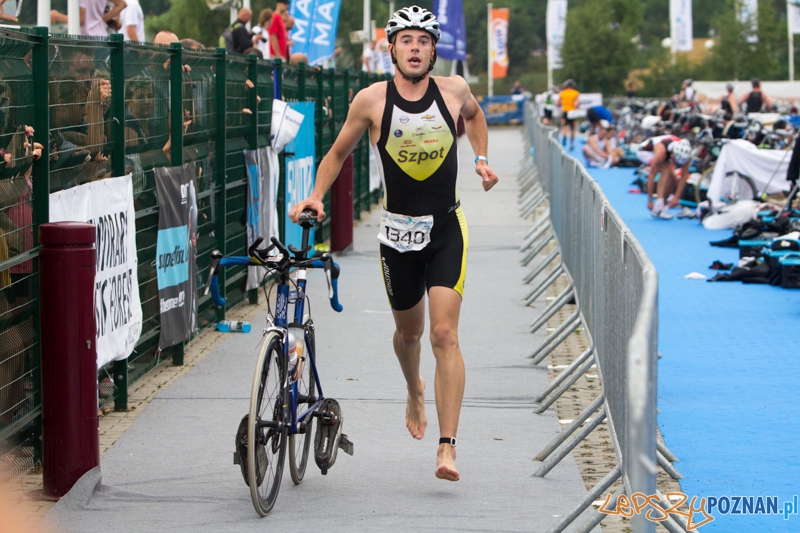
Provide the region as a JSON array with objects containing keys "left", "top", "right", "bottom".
[{"left": 377, "top": 209, "right": 433, "bottom": 252}]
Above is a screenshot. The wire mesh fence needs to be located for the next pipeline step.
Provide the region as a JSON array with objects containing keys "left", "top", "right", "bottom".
[{"left": 0, "top": 27, "right": 388, "bottom": 480}]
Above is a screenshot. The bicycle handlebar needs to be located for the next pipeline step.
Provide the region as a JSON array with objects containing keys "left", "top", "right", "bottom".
[{"left": 204, "top": 246, "right": 343, "bottom": 312}]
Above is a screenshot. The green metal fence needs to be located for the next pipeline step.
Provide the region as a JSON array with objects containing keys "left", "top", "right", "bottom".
[{"left": 0, "top": 26, "right": 387, "bottom": 481}]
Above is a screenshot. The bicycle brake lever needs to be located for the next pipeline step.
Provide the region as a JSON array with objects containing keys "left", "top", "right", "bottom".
[
  {"left": 321, "top": 254, "right": 334, "bottom": 298},
  {"left": 204, "top": 250, "right": 222, "bottom": 296}
]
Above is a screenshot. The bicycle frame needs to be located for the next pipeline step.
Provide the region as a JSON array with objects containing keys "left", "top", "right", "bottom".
[{"left": 270, "top": 268, "right": 325, "bottom": 436}]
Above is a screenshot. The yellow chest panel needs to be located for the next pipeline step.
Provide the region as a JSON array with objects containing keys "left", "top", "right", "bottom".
[{"left": 383, "top": 101, "right": 454, "bottom": 182}]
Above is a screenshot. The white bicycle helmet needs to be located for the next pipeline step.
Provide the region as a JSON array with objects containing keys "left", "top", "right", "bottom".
[
  {"left": 671, "top": 139, "right": 692, "bottom": 165},
  {"left": 386, "top": 6, "right": 441, "bottom": 43},
  {"left": 641, "top": 115, "right": 661, "bottom": 130}
]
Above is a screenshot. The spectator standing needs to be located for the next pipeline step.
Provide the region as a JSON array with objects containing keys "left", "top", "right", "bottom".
[
  {"left": 541, "top": 86, "right": 557, "bottom": 126},
  {"left": 556, "top": 79, "right": 580, "bottom": 151},
  {"left": 229, "top": 8, "right": 253, "bottom": 54},
  {"left": 251, "top": 8, "right": 273, "bottom": 59},
  {"left": 739, "top": 78, "right": 772, "bottom": 113},
  {"left": 679, "top": 78, "right": 695, "bottom": 105},
  {"left": 120, "top": 0, "right": 144, "bottom": 42},
  {"left": 720, "top": 82, "right": 737, "bottom": 120},
  {"left": 51, "top": 0, "right": 127, "bottom": 37},
  {"left": 268, "top": 0, "right": 290, "bottom": 61},
  {"left": 510, "top": 80, "right": 524, "bottom": 95},
  {"left": 362, "top": 40, "right": 380, "bottom": 73}
]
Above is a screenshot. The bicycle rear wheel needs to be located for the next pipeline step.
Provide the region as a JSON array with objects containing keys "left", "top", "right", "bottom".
[
  {"left": 248, "top": 332, "right": 287, "bottom": 517},
  {"left": 289, "top": 319, "right": 317, "bottom": 485},
  {"left": 721, "top": 171, "right": 758, "bottom": 205}
]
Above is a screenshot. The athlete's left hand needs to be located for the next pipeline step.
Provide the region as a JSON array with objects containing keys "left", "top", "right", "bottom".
[{"left": 476, "top": 162, "right": 499, "bottom": 191}]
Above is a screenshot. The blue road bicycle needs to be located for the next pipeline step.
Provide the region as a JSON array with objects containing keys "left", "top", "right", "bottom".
[{"left": 205, "top": 210, "right": 353, "bottom": 517}]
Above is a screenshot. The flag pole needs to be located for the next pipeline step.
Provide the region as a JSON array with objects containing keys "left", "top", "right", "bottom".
[
  {"left": 487, "top": 3, "right": 493, "bottom": 97},
  {"left": 790, "top": 0, "right": 795, "bottom": 81}
]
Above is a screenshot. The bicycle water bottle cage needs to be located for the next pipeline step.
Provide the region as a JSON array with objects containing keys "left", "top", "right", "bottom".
[{"left": 314, "top": 398, "right": 353, "bottom": 474}]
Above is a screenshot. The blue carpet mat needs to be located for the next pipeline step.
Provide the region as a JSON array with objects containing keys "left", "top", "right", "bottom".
[{"left": 567, "top": 143, "right": 800, "bottom": 532}]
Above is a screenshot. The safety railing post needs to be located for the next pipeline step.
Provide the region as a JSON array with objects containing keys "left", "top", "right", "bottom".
[
  {"left": 109, "top": 33, "right": 129, "bottom": 407},
  {"left": 246, "top": 53, "right": 260, "bottom": 304},
  {"left": 168, "top": 41, "right": 185, "bottom": 365},
  {"left": 214, "top": 47, "right": 228, "bottom": 321},
  {"left": 297, "top": 61, "right": 306, "bottom": 101},
  {"left": 274, "top": 58, "right": 286, "bottom": 243},
  {"left": 31, "top": 27, "right": 50, "bottom": 236},
  {"left": 169, "top": 42, "right": 184, "bottom": 166},
  {"left": 31, "top": 25, "right": 51, "bottom": 466}
]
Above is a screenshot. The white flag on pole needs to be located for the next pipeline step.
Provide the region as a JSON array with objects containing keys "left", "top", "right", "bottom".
[
  {"left": 790, "top": 1, "right": 800, "bottom": 34},
  {"left": 739, "top": 0, "right": 758, "bottom": 43},
  {"left": 546, "top": 0, "right": 567, "bottom": 70},
  {"left": 669, "top": 0, "right": 693, "bottom": 52}
]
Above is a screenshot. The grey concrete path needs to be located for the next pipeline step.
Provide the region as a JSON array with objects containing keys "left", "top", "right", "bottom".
[{"left": 43, "top": 126, "right": 597, "bottom": 532}]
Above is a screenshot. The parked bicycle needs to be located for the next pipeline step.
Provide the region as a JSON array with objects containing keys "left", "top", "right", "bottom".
[{"left": 205, "top": 209, "right": 353, "bottom": 517}]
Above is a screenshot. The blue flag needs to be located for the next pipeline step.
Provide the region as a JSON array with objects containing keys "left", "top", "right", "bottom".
[
  {"left": 289, "top": 0, "right": 342, "bottom": 66},
  {"left": 433, "top": 0, "right": 467, "bottom": 61}
]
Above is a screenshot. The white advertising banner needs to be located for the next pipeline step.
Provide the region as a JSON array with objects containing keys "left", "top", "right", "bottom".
[
  {"left": 49, "top": 175, "right": 143, "bottom": 369},
  {"left": 546, "top": 0, "right": 567, "bottom": 70},
  {"left": 670, "top": 0, "right": 693, "bottom": 52},
  {"left": 739, "top": 0, "right": 758, "bottom": 43}
]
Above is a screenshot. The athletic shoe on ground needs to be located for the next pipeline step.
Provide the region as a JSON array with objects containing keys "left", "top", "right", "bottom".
[
  {"left": 677, "top": 206, "right": 696, "bottom": 219},
  {"left": 651, "top": 208, "right": 674, "bottom": 220}
]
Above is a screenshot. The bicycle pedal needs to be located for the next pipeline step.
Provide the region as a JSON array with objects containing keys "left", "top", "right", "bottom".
[
  {"left": 234, "top": 414, "right": 250, "bottom": 486},
  {"left": 338, "top": 434, "right": 354, "bottom": 456},
  {"left": 314, "top": 398, "right": 344, "bottom": 475}
]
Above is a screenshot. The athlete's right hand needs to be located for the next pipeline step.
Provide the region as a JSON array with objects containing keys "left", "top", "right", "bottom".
[{"left": 289, "top": 198, "right": 326, "bottom": 223}]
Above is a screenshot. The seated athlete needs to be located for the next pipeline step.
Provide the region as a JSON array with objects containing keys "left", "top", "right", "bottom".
[{"left": 583, "top": 119, "right": 617, "bottom": 168}]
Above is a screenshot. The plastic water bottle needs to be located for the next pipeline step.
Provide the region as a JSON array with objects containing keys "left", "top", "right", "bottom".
[
  {"left": 287, "top": 325, "right": 305, "bottom": 381},
  {"left": 216, "top": 320, "right": 251, "bottom": 333}
]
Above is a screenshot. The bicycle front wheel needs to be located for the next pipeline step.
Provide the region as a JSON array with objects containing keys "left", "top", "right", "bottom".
[
  {"left": 289, "top": 319, "right": 317, "bottom": 485},
  {"left": 248, "top": 332, "right": 287, "bottom": 517}
]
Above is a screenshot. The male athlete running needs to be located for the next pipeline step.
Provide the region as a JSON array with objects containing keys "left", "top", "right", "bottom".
[{"left": 290, "top": 6, "right": 498, "bottom": 482}]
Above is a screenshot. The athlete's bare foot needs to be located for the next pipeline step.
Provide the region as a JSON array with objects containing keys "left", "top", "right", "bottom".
[
  {"left": 406, "top": 377, "right": 427, "bottom": 439},
  {"left": 435, "top": 443, "right": 459, "bottom": 481}
]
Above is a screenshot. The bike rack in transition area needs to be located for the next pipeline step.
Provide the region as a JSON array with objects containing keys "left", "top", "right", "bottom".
[{"left": 520, "top": 103, "right": 688, "bottom": 533}]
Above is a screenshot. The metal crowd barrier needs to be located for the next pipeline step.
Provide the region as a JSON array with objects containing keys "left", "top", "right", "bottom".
[
  {"left": 0, "top": 26, "right": 388, "bottom": 481},
  {"left": 520, "top": 102, "right": 687, "bottom": 533}
]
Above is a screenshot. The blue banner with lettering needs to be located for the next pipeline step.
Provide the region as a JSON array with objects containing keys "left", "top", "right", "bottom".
[
  {"left": 289, "top": 0, "right": 342, "bottom": 66},
  {"left": 284, "top": 102, "right": 316, "bottom": 249},
  {"left": 477, "top": 95, "right": 527, "bottom": 124},
  {"left": 433, "top": 0, "right": 467, "bottom": 61}
]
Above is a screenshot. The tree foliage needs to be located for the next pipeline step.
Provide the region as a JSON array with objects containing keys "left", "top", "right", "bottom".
[
  {"left": 146, "top": 0, "right": 229, "bottom": 47},
  {"left": 703, "top": 0, "right": 786, "bottom": 81},
  {"left": 559, "top": 0, "right": 641, "bottom": 94}
]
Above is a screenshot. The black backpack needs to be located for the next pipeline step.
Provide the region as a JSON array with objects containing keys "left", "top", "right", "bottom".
[{"left": 220, "top": 21, "right": 244, "bottom": 53}]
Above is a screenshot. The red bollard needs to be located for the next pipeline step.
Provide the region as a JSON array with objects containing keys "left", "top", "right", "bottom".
[
  {"left": 39, "top": 222, "right": 99, "bottom": 499},
  {"left": 330, "top": 153, "right": 354, "bottom": 252}
]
